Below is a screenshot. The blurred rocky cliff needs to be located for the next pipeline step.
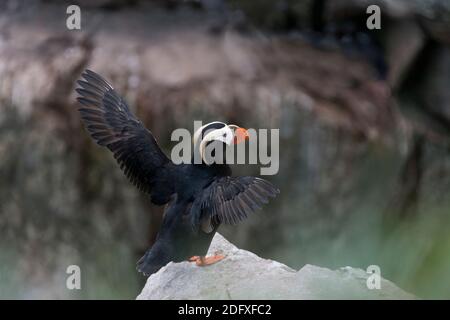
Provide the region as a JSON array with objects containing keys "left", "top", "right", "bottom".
[{"left": 0, "top": 0, "right": 449, "bottom": 298}]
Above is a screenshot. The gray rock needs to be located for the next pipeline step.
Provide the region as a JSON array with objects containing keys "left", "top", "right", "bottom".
[{"left": 137, "top": 233, "right": 416, "bottom": 300}]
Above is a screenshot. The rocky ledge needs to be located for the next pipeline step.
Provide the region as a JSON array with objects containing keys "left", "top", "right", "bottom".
[{"left": 137, "top": 233, "right": 416, "bottom": 300}]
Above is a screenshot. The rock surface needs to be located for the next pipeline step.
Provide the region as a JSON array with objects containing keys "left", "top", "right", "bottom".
[{"left": 137, "top": 233, "right": 416, "bottom": 300}]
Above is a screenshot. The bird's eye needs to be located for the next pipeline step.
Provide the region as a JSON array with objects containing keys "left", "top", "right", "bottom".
[{"left": 223, "top": 133, "right": 227, "bottom": 137}]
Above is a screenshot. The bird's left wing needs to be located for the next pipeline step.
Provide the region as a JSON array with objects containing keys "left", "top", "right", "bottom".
[
  {"left": 76, "top": 69, "right": 174, "bottom": 205},
  {"left": 193, "top": 176, "right": 279, "bottom": 230}
]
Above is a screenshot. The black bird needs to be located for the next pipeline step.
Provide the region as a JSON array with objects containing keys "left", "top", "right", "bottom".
[{"left": 76, "top": 70, "right": 279, "bottom": 276}]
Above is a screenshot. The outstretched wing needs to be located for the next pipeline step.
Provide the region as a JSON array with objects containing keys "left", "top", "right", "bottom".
[
  {"left": 193, "top": 176, "right": 279, "bottom": 230},
  {"left": 76, "top": 69, "right": 174, "bottom": 205}
]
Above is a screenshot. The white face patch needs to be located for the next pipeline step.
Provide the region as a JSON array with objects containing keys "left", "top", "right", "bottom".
[
  {"left": 198, "top": 125, "right": 234, "bottom": 164},
  {"left": 192, "top": 121, "right": 227, "bottom": 147},
  {"left": 202, "top": 126, "right": 234, "bottom": 146}
]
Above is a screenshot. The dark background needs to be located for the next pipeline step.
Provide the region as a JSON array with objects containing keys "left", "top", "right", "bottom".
[{"left": 0, "top": 0, "right": 449, "bottom": 299}]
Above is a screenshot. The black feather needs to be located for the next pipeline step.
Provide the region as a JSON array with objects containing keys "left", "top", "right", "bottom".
[
  {"left": 75, "top": 69, "right": 174, "bottom": 204},
  {"left": 194, "top": 176, "right": 279, "bottom": 228}
]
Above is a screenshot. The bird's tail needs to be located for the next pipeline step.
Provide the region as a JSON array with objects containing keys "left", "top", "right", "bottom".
[
  {"left": 136, "top": 251, "right": 161, "bottom": 277},
  {"left": 136, "top": 249, "right": 166, "bottom": 277}
]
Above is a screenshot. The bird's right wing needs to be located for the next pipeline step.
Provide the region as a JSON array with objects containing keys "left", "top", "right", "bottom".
[{"left": 76, "top": 69, "right": 175, "bottom": 205}]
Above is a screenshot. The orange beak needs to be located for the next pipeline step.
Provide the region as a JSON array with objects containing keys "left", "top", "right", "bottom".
[{"left": 233, "top": 127, "right": 249, "bottom": 144}]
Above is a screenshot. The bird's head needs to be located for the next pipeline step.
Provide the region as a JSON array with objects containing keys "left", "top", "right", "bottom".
[{"left": 193, "top": 121, "right": 249, "bottom": 165}]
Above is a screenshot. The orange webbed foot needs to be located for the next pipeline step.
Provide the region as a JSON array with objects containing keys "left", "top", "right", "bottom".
[
  {"left": 195, "top": 254, "right": 225, "bottom": 266},
  {"left": 188, "top": 251, "right": 226, "bottom": 266}
]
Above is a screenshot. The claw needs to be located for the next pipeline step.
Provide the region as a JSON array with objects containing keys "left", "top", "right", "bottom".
[{"left": 188, "top": 256, "right": 201, "bottom": 262}]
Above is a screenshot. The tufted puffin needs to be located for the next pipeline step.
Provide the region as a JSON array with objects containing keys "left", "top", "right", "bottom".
[{"left": 76, "top": 70, "right": 279, "bottom": 276}]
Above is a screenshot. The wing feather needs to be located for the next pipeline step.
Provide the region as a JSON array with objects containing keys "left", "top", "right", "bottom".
[
  {"left": 193, "top": 176, "right": 279, "bottom": 229},
  {"left": 76, "top": 69, "right": 174, "bottom": 205}
]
